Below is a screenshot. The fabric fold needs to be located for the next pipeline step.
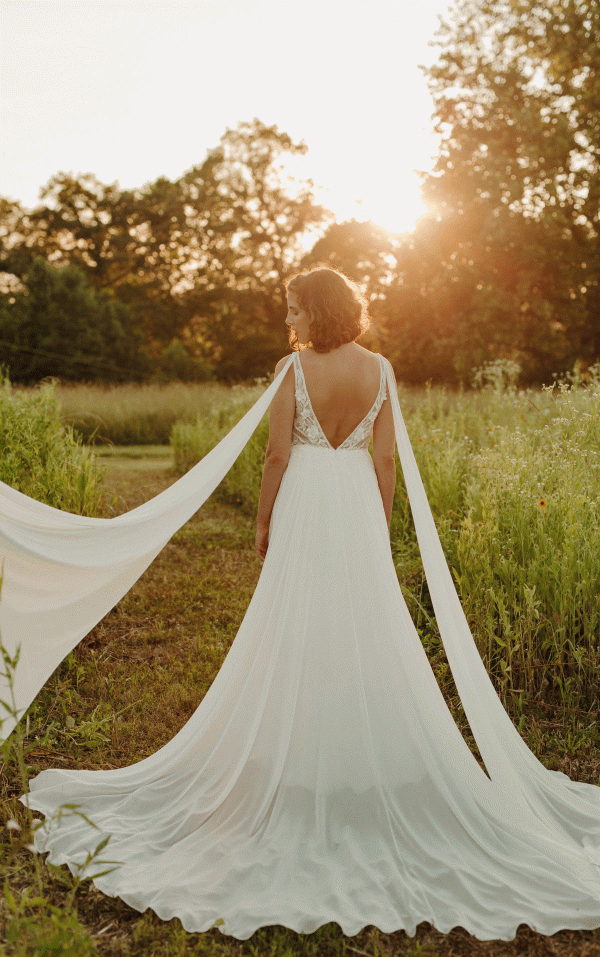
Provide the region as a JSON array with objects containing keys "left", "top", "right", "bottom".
[
  {"left": 381, "top": 355, "right": 600, "bottom": 857},
  {"left": 0, "top": 355, "right": 295, "bottom": 740},
  {"left": 3, "top": 352, "right": 600, "bottom": 875},
  {"left": 12, "top": 350, "right": 600, "bottom": 940}
]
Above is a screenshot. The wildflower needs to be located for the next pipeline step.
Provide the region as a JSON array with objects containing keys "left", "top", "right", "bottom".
[
  {"left": 6, "top": 819, "right": 20, "bottom": 831},
  {"left": 537, "top": 499, "right": 547, "bottom": 510},
  {"left": 477, "top": 521, "right": 483, "bottom": 526}
]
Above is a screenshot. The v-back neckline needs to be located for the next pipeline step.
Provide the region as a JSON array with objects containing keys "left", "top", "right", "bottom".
[{"left": 294, "top": 351, "right": 384, "bottom": 452}]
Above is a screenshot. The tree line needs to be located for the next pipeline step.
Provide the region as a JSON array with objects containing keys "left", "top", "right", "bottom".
[{"left": 1, "top": 0, "right": 598, "bottom": 387}]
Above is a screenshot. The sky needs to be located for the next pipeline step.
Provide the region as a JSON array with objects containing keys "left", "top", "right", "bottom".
[{"left": 0, "top": 0, "right": 455, "bottom": 236}]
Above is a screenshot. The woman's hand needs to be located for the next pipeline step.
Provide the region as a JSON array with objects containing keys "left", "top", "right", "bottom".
[{"left": 255, "top": 523, "right": 270, "bottom": 562}]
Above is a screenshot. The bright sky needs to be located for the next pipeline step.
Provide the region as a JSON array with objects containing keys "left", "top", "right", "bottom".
[{"left": 0, "top": 0, "right": 454, "bottom": 236}]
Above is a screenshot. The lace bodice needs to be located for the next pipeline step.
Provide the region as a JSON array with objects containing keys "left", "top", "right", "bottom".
[{"left": 291, "top": 351, "right": 388, "bottom": 451}]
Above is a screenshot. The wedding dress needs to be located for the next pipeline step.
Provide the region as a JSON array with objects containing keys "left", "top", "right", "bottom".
[{"left": 3, "top": 351, "right": 600, "bottom": 941}]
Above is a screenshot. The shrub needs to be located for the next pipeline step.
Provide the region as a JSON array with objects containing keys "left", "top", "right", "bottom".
[{"left": 0, "top": 374, "right": 101, "bottom": 515}]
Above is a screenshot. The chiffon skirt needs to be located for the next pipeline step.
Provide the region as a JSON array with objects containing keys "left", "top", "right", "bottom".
[{"left": 22, "top": 443, "right": 600, "bottom": 940}]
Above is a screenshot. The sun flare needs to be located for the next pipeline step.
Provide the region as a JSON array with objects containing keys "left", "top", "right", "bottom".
[
  {"left": 335, "top": 172, "right": 429, "bottom": 236},
  {"left": 287, "top": 150, "right": 430, "bottom": 238}
]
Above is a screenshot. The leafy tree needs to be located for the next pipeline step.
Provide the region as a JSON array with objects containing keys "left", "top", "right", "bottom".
[
  {"left": 180, "top": 119, "right": 330, "bottom": 378},
  {"left": 0, "top": 257, "right": 146, "bottom": 383},
  {"left": 156, "top": 339, "right": 214, "bottom": 383},
  {"left": 402, "top": 0, "right": 600, "bottom": 383},
  {"left": 0, "top": 120, "right": 329, "bottom": 380},
  {"left": 0, "top": 174, "right": 195, "bottom": 348}
]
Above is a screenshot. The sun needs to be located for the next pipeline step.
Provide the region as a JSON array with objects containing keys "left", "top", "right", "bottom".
[
  {"left": 316, "top": 169, "right": 428, "bottom": 237},
  {"left": 282, "top": 149, "right": 430, "bottom": 239}
]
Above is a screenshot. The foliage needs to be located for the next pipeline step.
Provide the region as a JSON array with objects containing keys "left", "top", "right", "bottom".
[
  {"left": 2, "top": 70, "right": 599, "bottom": 388},
  {"left": 0, "top": 120, "right": 329, "bottom": 382},
  {"left": 179, "top": 119, "right": 330, "bottom": 380},
  {"left": 1, "top": 623, "right": 118, "bottom": 957},
  {"left": 0, "top": 257, "right": 146, "bottom": 384},
  {"left": 0, "top": 372, "right": 102, "bottom": 514},
  {"left": 438, "top": 366, "right": 600, "bottom": 707},
  {"left": 390, "top": 0, "right": 600, "bottom": 385},
  {"left": 155, "top": 339, "right": 215, "bottom": 384},
  {"left": 171, "top": 360, "right": 600, "bottom": 709}
]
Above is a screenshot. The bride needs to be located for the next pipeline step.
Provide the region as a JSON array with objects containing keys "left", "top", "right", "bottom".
[{"left": 4, "top": 267, "right": 600, "bottom": 941}]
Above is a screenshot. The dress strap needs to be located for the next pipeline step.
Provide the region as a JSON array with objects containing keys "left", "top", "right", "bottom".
[
  {"left": 291, "top": 351, "right": 303, "bottom": 400},
  {"left": 376, "top": 353, "right": 388, "bottom": 405}
]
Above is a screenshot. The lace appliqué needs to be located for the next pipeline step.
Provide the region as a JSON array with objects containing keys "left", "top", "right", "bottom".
[{"left": 291, "top": 352, "right": 388, "bottom": 452}]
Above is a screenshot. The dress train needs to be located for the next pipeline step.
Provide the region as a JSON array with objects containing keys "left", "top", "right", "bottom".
[{"left": 0, "top": 352, "right": 598, "bottom": 939}]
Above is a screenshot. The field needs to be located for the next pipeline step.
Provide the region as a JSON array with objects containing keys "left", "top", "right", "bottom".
[{"left": 2, "top": 363, "right": 600, "bottom": 957}]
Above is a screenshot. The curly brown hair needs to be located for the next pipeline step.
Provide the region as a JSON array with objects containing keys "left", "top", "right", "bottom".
[{"left": 284, "top": 266, "right": 371, "bottom": 353}]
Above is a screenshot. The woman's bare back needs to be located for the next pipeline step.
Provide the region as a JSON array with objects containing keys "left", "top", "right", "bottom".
[{"left": 298, "top": 343, "right": 383, "bottom": 450}]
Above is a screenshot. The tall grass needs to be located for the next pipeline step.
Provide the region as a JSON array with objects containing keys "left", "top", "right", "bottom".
[
  {"left": 0, "top": 375, "right": 101, "bottom": 515},
  {"left": 393, "top": 363, "right": 600, "bottom": 712},
  {"left": 9, "top": 360, "right": 597, "bottom": 709},
  {"left": 171, "top": 382, "right": 268, "bottom": 515},
  {"left": 2, "top": 362, "right": 600, "bottom": 953},
  {"left": 51, "top": 380, "right": 239, "bottom": 446}
]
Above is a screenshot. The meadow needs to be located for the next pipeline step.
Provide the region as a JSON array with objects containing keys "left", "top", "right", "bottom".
[
  {"left": 55, "top": 380, "right": 249, "bottom": 447},
  {"left": 2, "top": 360, "right": 600, "bottom": 957}
]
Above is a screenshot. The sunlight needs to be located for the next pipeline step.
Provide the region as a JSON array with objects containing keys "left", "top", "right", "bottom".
[
  {"left": 283, "top": 140, "right": 433, "bottom": 240},
  {"left": 316, "top": 169, "right": 429, "bottom": 236}
]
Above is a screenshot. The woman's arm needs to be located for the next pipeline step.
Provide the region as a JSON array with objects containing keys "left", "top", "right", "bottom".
[
  {"left": 255, "top": 357, "right": 295, "bottom": 560},
  {"left": 372, "top": 365, "right": 397, "bottom": 531}
]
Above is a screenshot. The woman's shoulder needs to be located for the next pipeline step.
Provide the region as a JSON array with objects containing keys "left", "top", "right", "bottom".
[
  {"left": 274, "top": 353, "right": 296, "bottom": 375},
  {"left": 353, "top": 344, "right": 387, "bottom": 366}
]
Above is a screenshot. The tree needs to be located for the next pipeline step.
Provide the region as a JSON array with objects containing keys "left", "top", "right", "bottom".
[
  {"left": 180, "top": 119, "right": 330, "bottom": 378},
  {"left": 0, "top": 119, "right": 329, "bottom": 380},
  {"left": 406, "top": 0, "right": 600, "bottom": 383},
  {"left": 0, "top": 173, "right": 197, "bottom": 349},
  {"left": 0, "top": 257, "right": 146, "bottom": 383}
]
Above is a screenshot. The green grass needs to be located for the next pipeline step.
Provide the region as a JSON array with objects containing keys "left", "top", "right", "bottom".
[
  {"left": 0, "top": 374, "right": 102, "bottom": 515},
  {"left": 95, "top": 445, "right": 173, "bottom": 459}
]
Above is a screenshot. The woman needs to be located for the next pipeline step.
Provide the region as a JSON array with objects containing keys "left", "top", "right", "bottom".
[
  {"left": 254, "top": 267, "right": 396, "bottom": 563},
  {"left": 10, "top": 268, "right": 600, "bottom": 941}
]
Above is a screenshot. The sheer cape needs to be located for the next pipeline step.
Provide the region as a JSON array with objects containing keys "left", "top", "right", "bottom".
[{"left": 3, "top": 352, "right": 600, "bottom": 909}]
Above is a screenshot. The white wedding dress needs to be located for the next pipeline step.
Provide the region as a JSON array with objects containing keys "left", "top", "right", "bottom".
[{"left": 3, "top": 351, "right": 600, "bottom": 940}]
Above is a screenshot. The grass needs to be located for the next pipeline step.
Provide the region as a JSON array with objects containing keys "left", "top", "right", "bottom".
[
  {"left": 2, "top": 359, "right": 600, "bottom": 954},
  {"left": 47, "top": 380, "right": 263, "bottom": 447},
  {"left": 0, "top": 374, "right": 102, "bottom": 515}
]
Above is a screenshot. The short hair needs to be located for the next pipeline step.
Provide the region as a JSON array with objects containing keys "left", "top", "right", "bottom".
[{"left": 284, "top": 266, "right": 371, "bottom": 353}]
